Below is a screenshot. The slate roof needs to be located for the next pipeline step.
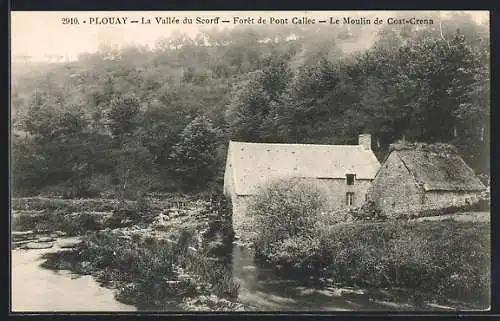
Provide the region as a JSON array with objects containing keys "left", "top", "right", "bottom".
[{"left": 226, "top": 141, "right": 381, "bottom": 196}]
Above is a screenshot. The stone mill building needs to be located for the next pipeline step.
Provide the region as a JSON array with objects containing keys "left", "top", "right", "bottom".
[{"left": 223, "top": 134, "right": 381, "bottom": 236}]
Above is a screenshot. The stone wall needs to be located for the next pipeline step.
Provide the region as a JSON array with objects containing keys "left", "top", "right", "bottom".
[
  {"left": 368, "top": 152, "right": 423, "bottom": 218},
  {"left": 422, "top": 191, "right": 481, "bottom": 211},
  {"left": 299, "top": 177, "right": 372, "bottom": 210},
  {"left": 230, "top": 177, "right": 373, "bottom": 238},
  {"left": 231, "top": 195, "right": 253, "bottom": 239},
  {"left": 368, "top": 152, "right": 483, "bottom": 218}
]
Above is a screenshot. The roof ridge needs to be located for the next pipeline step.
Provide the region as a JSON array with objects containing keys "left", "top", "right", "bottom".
[{"left": 230, "top": 141, "right": 364, "bottom": 148}]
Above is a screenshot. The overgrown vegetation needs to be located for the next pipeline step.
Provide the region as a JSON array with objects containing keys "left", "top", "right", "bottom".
[
  {"left": 248, "top": 179, "right": 490, "bottom": 308},
  {"left": 242, "top": 179, "right": 328, "bottom": 245},
  {"left": 12, "top": 210, "right": 102, "bottom": 235},
  {"left": 10, "top": 197, "right": 155, "bottom": 234},
  {"left": 40, "top": 231, "right": 241, "bottom": 310},
  {"left": 32, "top": 194, "right": 243, "bottom": 311},
  {"left": 12, "top": 12, "right": 489, "bottom": 199}
]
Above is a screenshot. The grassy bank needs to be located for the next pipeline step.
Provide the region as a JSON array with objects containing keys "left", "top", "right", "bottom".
[
  {"left": 32, "top": 195, "right": 245, "bottom": 311},
  {"left": 11, "top": 196, "right": 168, "bottom": 235},
  {"left": 255, "top": 219, "right": 490, "bottom": 308},
  {"left": 40, "top": 231, "right": 242, "bottom": 311}
]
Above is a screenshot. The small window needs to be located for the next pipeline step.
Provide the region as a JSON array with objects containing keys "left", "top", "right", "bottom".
[
  {"left": 346, "top": 192, "right": 354, "bottom": 206},
  {"left": 346, "top": 174, "right": 355, "bottom": 185}
]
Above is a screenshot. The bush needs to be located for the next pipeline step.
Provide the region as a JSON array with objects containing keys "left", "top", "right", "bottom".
[
  {"left": 12, "top": 211, "right": 52, "bottom": 232},
  {"left": 247, "top": 178, "right": 327, "bottom": 249},
  {"left": 103, "top": 196, "right": 156, "bottom": 228},
  {"left": 11, "top": 210, "right": 102, "bottom": 235},
  {"left": 243, "top": 177, "right": 490, "bottom": 306},
  {"left": 351, "top": 200, "right": 387, "bottom": 221},
  {"left": 57, "top": 212, "right": 101, "bottom": 235},
  {"left": 264, "top": 220, "right": 490, "bottom": 306}
]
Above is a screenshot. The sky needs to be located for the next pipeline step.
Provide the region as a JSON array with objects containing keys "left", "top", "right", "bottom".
[{"left": 11, "top": 11, "right": 489, "bottom": 62}]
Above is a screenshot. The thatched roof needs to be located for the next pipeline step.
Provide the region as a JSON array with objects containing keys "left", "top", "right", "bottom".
[
  {"left": 227, "top": 141, "right": 381, "bottom": 196},
  {"left": 390, "top": 142, "right": 485, "bottom": 192},
  {"left": 389, "top": 141, "right": 458, "bottom": 154}
]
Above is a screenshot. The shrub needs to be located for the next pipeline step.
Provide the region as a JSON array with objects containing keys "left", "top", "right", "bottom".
[
  {"left": 271, "top": 220, "right": 490, "bottom": 306},
  {"left": 247, "top": 178, "right": 327, "bottom": 248},
  {"left": 57, "top": 212, "right": 101, "bottom": 235},
  {"left": 351, "top": 200, "right": 387, "bottom": 221},
  {"left": 12, "top": 211, "right": 52, "bottom": 232},
  {"left": 263, "top": 235, "right": 322, "bottom": 279},
  {"left": 11, "top": 210, "right": 102, "bottom": 235},
  {"left": 103, "top": 196, "right": 158, "bottom": 228}
]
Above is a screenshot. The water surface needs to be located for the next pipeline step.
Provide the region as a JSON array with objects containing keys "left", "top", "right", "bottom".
[{"left": 11, "top": 237, "right": 136, "bottom": 312}]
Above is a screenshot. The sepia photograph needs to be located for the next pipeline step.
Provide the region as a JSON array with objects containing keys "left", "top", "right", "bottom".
[{"left": 10, "top": 10, "right": 490, "bottom": 312}]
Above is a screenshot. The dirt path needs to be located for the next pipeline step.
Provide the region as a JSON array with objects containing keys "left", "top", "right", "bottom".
[{"left": 413, "top": 211, "right": 489, "bottom": 223}]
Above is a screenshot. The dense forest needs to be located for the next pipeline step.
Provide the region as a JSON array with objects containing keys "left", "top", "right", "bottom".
[{"left": 11, "top": 12, "right": 490, "bottom": 199}]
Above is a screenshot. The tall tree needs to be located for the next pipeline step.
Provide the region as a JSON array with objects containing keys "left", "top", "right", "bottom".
[{"left": 169, "top": 116, "right": 218, "bottom": 191}]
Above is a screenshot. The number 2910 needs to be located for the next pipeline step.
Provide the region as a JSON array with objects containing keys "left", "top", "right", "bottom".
[{"left": 61, "top": 17, "right": 79, "bottom": 25}]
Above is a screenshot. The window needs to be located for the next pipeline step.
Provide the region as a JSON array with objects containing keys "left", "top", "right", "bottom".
[
  {"left": 346, "top": 192, "right": 354, "bottom": 206},
  {"left": 346, "top": 174, "right": 355, "bottom": 185}
]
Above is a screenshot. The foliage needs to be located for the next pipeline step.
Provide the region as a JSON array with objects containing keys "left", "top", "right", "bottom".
[
  {"left": 168, "top": 116, "right": 218, "bottom": 191},
  {"left": 351, "top": 200, "right": 387, "bottom": 221},
  {"left": 247, "top": 178, "right": 489, "bottom": 305},
  {"left": 40, "top": 228, "right": 241, "bottom": 309},
  {"left": 11, "top": 210, "right": 102, "bottom": 235},
  {"left": 103, "top": 195, "right": 156, "bottom": 228},
  {"left": 106, "top": 94, "right": 141, "bottom": 140},
  {"left": 256, "top": 218, "right": 490, "bottom": 305},
  {"left": 246, "top": 178, "right": 327, "bottom": 251},
  {"left": 322, "top": 221, "right": 489, "bottom": 304},
  {"left": 11, "top": 197, "right": 124, "bottom": 212},
  {"left": 11, "top": 14, "right": 490, "bottom": 197}
]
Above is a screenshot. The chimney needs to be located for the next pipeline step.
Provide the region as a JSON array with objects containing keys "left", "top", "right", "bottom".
[{"left": 358, "top": 134, "right": 372, "bottom": 150}]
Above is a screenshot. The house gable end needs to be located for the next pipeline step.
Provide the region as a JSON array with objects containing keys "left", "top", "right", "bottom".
[{"left": 368, "top": 151, "right": 423, "bottom": 217}]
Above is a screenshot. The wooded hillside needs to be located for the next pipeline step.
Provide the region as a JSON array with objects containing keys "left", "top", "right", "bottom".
[{"left": 11, "top": 12, "right": 489, "bottom": 198}]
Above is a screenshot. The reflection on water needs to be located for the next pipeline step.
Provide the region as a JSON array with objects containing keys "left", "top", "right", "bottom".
[
  {"left": 231, "top": 244, "right": 358, "bottom": 311},
  {"left": 229, "top": 244, "right": 458, "bottom": 311},
  {"left": 11, "top": 238, "right": 136, "bottom": 312}
]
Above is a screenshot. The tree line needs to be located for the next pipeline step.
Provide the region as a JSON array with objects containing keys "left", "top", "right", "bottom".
[{"left": 11, "top": 12, "right": 489, "bottom": 198}]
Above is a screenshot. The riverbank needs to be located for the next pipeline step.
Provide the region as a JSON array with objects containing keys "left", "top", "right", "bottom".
[
  {"left": 12, "top": 195, "right": 249, "bottom": 311},
  {"left": 249, "top": 219, "right": 490, "bottom": 310}
]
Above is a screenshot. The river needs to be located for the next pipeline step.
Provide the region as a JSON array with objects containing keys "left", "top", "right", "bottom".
[
  {"left": 11, "top": 237, "right": 136, "bottom": 312},
  {"left": 12, "top": 237, "right": 466, "bottom": 312},
  {"left": 232, "top": 244, "right": 388, "bottom": 311}
]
